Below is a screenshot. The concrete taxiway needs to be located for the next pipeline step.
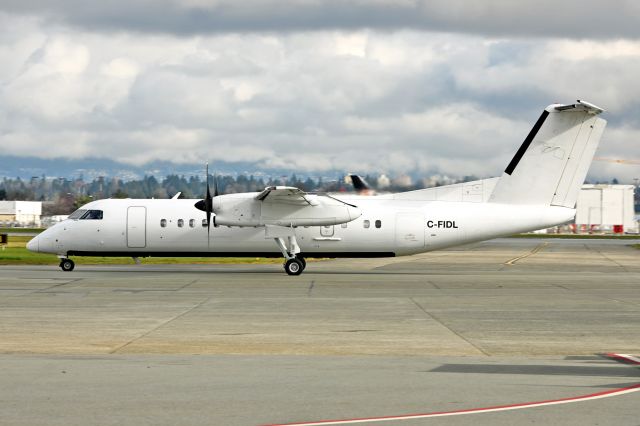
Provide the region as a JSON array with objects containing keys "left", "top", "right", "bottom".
[{"left": 0, "top": 238, "right": 639, "bottom": 425}]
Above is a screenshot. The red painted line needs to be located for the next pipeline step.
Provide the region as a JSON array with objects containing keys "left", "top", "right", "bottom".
[
  {"left": 263, "top": 354, "right": 640, "bottom": 426},
  {"left": 262, "top": 384, "right": 640, "bottom": 426},
  {"left": 605, "top": 353, "right": 640, "bottom": 365}
]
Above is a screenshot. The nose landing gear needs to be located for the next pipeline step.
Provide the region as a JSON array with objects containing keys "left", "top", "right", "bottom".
[{"left": 59, "top": 258, "right": 75, "bottom": 272}]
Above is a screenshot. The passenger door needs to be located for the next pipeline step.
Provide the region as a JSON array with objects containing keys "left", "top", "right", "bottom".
[{"left": 127, "top": 206, "right": 146, "bottom": 248}]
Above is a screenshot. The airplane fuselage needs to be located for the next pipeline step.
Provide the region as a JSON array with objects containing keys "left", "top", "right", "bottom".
[{"left": 29, "top": 196, "right": 575, "bottom": 259}]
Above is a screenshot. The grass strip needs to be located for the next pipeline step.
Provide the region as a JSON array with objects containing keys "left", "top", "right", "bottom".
[
  {"left": 0, "top": 228, "right": 45, "bottom": 234},
  {"left": 0, "top": 247, "right": 289, "bottom": 265}
]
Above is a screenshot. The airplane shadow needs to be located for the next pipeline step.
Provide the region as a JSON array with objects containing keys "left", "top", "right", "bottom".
[{"left": 428, "top": 363, "right": 640, "bottom": 378}]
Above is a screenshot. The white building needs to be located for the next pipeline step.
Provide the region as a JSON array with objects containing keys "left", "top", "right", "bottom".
[
  {"left": 41, "top": 215, "right": 69, "bottom": 227},
  {"left": 0, "top": 201, "right": 42, "bottom": 227},
  {"left": 575, "top": 185, "right": 637, "bottom": 233}
]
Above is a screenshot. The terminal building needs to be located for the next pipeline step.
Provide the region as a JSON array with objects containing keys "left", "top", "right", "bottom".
[{"left": 0, "top": 201, "right": 42, "bottom": 227}]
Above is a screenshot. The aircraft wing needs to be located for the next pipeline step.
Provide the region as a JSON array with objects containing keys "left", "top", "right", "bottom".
[{"left": 255, "top": 186, "right": 317, "bottom": 206}]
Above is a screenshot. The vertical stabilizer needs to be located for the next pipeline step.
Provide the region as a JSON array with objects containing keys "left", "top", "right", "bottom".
[{"left": 489, "top": 100, "right": 606, "bottom": 207}]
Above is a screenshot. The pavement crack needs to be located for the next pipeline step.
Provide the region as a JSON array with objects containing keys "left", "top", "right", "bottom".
[
  {"left": 410, "top": 297, "right": 490, "bottom": 356},
  {"left": 33, "top": 278, "right": 84, "bottom": 293},
  {"left": 427, "top": 280, "right": 441, "bottom": 289},
  {"left": 307, "top": 280, "right": 315, "bottom": 296},
  {"left": 177, "top": 279, "right": 198, "bottom": 290},
  {"left": 110, "top": 297, "right": 211, "bottom": 354},
  {"left": 584, "top": 243, "right": 630, "bottom": 272}
]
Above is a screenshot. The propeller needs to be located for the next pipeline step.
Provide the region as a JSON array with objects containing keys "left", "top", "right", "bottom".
[{"left": 194, "top": 163, "right": 218, "bottom": 245}]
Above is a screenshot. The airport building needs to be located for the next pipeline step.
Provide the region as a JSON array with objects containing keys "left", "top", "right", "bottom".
[
  {"left": 0, "top": 201, "right": 42, "bottom": 227},
  {"left": 574, "top": 184, "right": 637, "bottom": 233}
]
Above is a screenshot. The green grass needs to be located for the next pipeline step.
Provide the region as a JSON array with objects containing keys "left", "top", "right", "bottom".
[
  {"left": 0, "top": 247, "right": 287, "bottom": 265},
  {"left": 633, "top": 244, "right": 640, "bottom": 250},
  {"left": 0, "top": 235, "right": 326, "bottom": 265},
  {"left": 0, "top": 234, "right": 305, "bottom": 265},
  {"left": 5, "top": 235, "right": 32, "bottom": 245},
  {"left": 0, "top": 227, "right": 45, "bottom": 234},
  {"left": 510, "top": 233, "right": 639, "bottom": 239}
]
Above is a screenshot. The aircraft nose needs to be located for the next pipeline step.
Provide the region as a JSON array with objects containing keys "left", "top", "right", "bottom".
[{"left": 26, "top": 235, "right": 39, "bottom": 252}]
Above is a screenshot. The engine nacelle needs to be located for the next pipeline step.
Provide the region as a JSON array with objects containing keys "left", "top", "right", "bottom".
[{"left": 211, "top": 193, "right": 361, "bottom": 227}]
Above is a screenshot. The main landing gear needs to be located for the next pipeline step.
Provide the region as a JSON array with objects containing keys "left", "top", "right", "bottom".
[
  {"left": 274, "top": 235, "right": 306, "bottom": 276},
  {"left": 284, "top": 257, "right": 306, "bottom": 275},
  {"left": 59, "top": 257, "right": 75, "bottom": 272}
]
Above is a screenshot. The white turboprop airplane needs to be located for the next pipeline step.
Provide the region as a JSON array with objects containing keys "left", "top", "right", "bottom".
[{"left": 28, "top": 100, "right": 606, "bottom": 275}]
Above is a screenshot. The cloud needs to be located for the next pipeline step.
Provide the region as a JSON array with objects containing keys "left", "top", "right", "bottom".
[
  {"left": 1, "top": 1, "right": 640, "bottom": 39},
  {"left": 1, "top": 8, "right": 640, "bottom": 183}
]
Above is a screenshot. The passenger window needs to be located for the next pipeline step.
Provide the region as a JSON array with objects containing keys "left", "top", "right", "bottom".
[
  {"left": 160, "top": 219, "right": 167, "bottom": 227},
  {"left": 202, "top": 219, "right": 208, "bottom": 227},
  {"left": 363, "top": 220, "right": 370, "bottom": 229},
  {"left": 189, "top": 219, "right": 195, "bottom": 228},
  {"left": 341, "top": 223, "right": 347, "bottom": 228},
  {"left": 375, "top": 220, "right": 381, "bottom": 229},
  {"left": 177, "top": 219, "right": 184, "bottom": 228}
]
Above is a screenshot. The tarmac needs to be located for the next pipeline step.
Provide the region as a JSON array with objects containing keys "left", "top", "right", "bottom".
[{"left": 0, "top": 238, "right": 639, "bottom": 425}]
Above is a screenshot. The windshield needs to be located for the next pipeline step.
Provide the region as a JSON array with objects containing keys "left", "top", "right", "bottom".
[
  {"left": 68, "top": 209, "right": 103, "bottom": 220},
  {"left": 82, "top": 210, "right": 103, "bottom": 220},
  {"left": 68, "top": 209, "right": 87, "bottom": 219}
]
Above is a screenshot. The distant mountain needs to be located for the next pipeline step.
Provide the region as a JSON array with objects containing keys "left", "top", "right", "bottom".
[{"left": 0, "top": 155, "right": 304, "bottom": 181}]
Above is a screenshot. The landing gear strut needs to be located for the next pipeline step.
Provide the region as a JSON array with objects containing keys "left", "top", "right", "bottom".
[
  {"left": 59, "top": 258, "right": 75, "bottom": 272},
  {"left": 273, "top": 235, "right": 306, "bottom": 275}
]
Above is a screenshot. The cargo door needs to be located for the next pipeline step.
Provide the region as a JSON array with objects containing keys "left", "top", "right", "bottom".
[
  {"left": 395, "top": 213, "right": 424, "bottom": 249},
  {"left": 127, "top": 206, "right": 146, "bottom": 248},
  {"left": 320, "top": 225, "right": 334, "bottom": 237}
]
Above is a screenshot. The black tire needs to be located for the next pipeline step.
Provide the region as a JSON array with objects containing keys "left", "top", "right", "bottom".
[
  {"left": 298, "top": 257, "right": 306, "bottom": 270},
  {"left": 60, "top": 259, "right": 75, "bottom": 272},
  {"left": 284, "top": 258, "right": 304, "bottom": 276}
]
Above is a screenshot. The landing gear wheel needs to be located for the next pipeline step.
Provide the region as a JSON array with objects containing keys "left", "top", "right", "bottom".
[
  {"left": 60, "top": 259, "right": 75, "bottom": 272},
  {"left": 284, "top": 258, "right": 304, "bottom": 276},
  {"left": 298, "top": 257, "right": 306, "bottom": 271}
]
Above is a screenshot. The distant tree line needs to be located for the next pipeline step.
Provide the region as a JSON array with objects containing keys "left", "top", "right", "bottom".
[
  {"left": 2, "top": 173, "right": 633, "bottom": 215},
  {"left": 0, "top": 174, "right": 368, "bottom": 215}
]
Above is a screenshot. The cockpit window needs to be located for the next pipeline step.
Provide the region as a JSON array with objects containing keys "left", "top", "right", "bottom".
[
  {"left": 69, "top": 209, "right": 87, "bottom": 219},
  {"left": 81, "top": 210, "right": 103, "bottom": 220},
  {"left": 74, "top": 210, "right": 102, "bottom": 220},
  {"left": 69, "top": 209, "right": 103, "bottom": 220}
]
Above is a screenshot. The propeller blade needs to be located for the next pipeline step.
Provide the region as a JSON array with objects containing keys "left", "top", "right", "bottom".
[
  {"left": 206, "top": 163, "right": 211, "bottom": 200},
  {"left": 206, "top": 164, "right": 212, "bottom": 245},
  {"left": 194, "top": 164, "right": 220, "bottom": 248}
]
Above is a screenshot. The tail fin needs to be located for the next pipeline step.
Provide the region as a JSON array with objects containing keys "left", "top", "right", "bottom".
[
  {"left": 350, "top": 175, "right": 371, "bottom": 192},
  {"left": 489, "top": 100, "right": 606, "bottom": 207}
]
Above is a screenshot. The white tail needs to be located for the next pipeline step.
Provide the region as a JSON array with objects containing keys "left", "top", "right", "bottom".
[{"left": 489, "top": 100, "right": 606, "bottom": 207}]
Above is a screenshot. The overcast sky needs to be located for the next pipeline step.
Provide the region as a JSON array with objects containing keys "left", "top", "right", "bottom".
[{"left": 1, "top": 1, "right": 640, "bottom": 181}]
